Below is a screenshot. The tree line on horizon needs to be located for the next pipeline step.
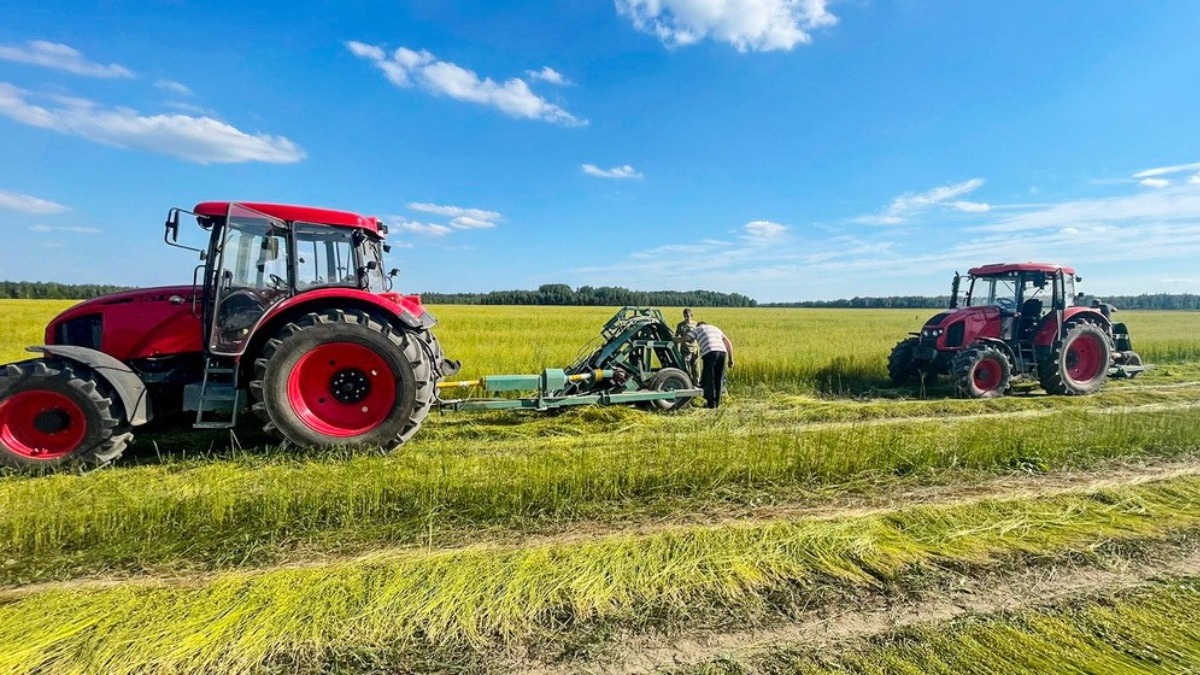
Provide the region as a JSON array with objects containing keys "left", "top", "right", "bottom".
[{"left": 3, "top": 280, "right": 1198, "bottom": 310}]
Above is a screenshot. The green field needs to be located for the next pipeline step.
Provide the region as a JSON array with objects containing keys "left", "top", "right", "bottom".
[{"left": 2, "top": 300, "right": 1200, "bottom": 673}]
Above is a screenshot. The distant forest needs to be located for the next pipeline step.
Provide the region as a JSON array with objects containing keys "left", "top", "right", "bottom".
[
  {"left": 0, "top": 281, "right": 132, "bottom": 300},
  {"left": 421, "top": 284, "right": 758, "bottom": 307},
  {"left": 4, "top": 280, "right": 1198, "bottom": 310},
  {"left": 765, "top": 294, "right": 1200, "bottom": 310}
]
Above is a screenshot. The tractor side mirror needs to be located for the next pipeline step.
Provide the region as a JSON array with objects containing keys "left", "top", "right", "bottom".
[
  {"left": 383, "top": 244, "right": 392, "bottom": 253},
  {"left": 164, "top": 210, "right": 181, "bottom": 242},
  {"left": 260, "top": 238, "right": 279, "bottom": 260},
  {"left": 1076, "top": 275, "right": 1083, "bottom": 282},
  {"left": 388, "top": 268, "right": 400, "bottom": 278}
]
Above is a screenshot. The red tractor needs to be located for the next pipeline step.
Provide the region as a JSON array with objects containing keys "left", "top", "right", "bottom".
[
  {"left": 888, "top": 263, "right": 1144, "bottom": 398},
  {"left": 0, "top": 202, "right": 458, "bottom": 468}
]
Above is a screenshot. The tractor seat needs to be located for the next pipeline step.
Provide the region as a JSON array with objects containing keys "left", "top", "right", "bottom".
[{"left": 1019, "top": 298, "right": 1043, "bottom": 337}]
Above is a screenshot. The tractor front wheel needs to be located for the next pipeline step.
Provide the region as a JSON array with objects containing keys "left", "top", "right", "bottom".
[
  {"left": 887, "top": 337, "right": 921, "bottom": 385},
  {"left": 1039, "top": 321, "right": 1112, "bottom": 395},
  {"left": 646, "top": 368, "right": 695, "bottom": 412},
  {"left": 951, "top": 344, "right": 1011, "bottom": 399},
  {"left": 249, "top": 309, "right": 437, "bottom": 450},
  {"left": 0, "top": 360, "right": 131, "bottom": 468}
]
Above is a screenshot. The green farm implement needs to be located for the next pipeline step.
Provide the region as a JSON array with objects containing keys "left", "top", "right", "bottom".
[{"left": 436, "top": 307, "right": 701, "bottom": 412}]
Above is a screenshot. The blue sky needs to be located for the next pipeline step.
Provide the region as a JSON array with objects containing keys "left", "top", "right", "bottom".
[{"left": 1, "top": 1, "right": 1199, "bottom": 302}]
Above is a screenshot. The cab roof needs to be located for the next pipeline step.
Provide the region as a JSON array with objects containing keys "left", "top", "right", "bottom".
[
  {"left": 968, "top": 262, "right": 1076, "bottom": 277},
  {"left": 193, "top": 202, "right": 384, "bottom": 236}
]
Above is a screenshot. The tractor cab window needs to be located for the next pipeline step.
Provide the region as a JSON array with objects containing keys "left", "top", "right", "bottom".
[
  {"left": 210, "top": 206, "right": 289, "bottom": 355},
  {"left": 966, "top": 276, "right": 1020, "bottom": 312},
  {"left": 294, "top": 224, "right": 358, "bottom": 289}
]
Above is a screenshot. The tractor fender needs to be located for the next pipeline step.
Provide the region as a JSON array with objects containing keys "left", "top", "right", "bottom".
[
  {"left": 1033, "top": 308, "right": 1110, "bottom": 347},
  {"left": 971, "top": 337, "right": 1018, "bottom": 365},
  {"left": 26, "top": 345, "right": 150, "bottom": 426},
  {"left": 242, "top": 290, "right": 436, "bottom": 362}
]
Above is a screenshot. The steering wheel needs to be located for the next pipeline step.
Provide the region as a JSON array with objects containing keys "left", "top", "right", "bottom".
[
  {"left": 267, "top": 273, "right": 288, "bottom": 290},
  {"left": 995, "top": 297, "right": 1016, "bottom": 311}
]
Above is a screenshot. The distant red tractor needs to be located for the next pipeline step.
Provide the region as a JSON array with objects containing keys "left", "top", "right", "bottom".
[
  {"left": 889, "top": 263, "right": 1145, "bottom": 398},
  {"left": 0, "top": 202, "right": 458, "bottom": 468}
]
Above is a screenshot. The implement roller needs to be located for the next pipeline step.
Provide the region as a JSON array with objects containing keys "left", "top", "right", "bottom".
[{"left": 435, "top": 307, "right": 702, "bottom": 412}]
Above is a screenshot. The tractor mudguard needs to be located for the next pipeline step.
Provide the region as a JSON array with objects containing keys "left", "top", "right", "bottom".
[
  {"left": 27, "top": 345, "right": 151, "bottom": 426},
  {"left": 1033, "top": 308, "right": 1110, "bottom": 347},
  {"left": 972, "top": 337, "right": 1018, "bottom": 365}
]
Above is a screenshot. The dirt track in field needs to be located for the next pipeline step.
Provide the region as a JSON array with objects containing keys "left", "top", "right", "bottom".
[
  {"left": 4, "top": 454, "right": 1199, "bottom": 602},
  {"left": 531, "top": 544, "right": 1200, "bottom": 674}
]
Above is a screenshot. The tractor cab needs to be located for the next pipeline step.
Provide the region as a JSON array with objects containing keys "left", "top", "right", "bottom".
[
  {"left": 166, "top": 202, "right": 401, "bottom": 357},
  {"left": 889, "top": 262, "right": 1145, "bottom": 399}
]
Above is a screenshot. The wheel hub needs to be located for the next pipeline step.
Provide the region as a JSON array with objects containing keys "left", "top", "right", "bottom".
[
  {"left": 33, "top": 409, "right": 72, "bottom": 435},
  {"left": 329, "top": 368, "right": 371, "bottom": 404}
]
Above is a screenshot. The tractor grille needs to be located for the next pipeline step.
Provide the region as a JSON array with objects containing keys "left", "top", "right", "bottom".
[{"left": 55, "top": 314, "right": 102, "bottom": 350}]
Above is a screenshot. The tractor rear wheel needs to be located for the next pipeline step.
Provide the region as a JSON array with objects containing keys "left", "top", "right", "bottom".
[
  {"left": 1039, "top": 320, "right": 1112, "bottom": 395},
  {"left": 887, "top": 337, "right": 920, "bottom": 385},
  {"left": 951, "top": 344, "right": 1011, "bottom": 399},
  {"left": 646, "top": 368, "right": 694, "bottom": 412},
  {"left": 249, "top": 309, "right": 437, "bottom": 450},
  {"left": 0, "top": 360, "right": 131, "bottom": 468}
]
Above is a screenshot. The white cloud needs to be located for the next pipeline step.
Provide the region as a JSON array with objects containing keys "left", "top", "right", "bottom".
[
  {"left": 0, "top": 189, "right": 69, "bottom": 214},
  {"left": 615, "top": 0, "right": 838, "bottom": 52},
  {"left": 1133, "top": 162, "right": 1200, "bottom": 179},
  {"left": 976, "top": 186, "right": 1200, "bottom": 233},
  {"left": 526, "top": 66, "right": 571, "bottom": 86},
  {"left": 156, "top": 79, "right": 193, "bottom": 96},
  {"left": 582, "top": 163, "right": 644, "bottom": 179},
  {"left": 857, "top": 178, "right": 988, "bottom": 225},
  {"left": 347, "top": 42, "right": 585, "bottom": 126},
  {"left": 408, "top": 202, "right": 502, "bottom": 224},
  {"left": 1191, "top": 174, "right": 1200, "bottom": 185},
  {"left": 743, "top": 220, "right": 788, "bottom": 238},
  {"left": 950, "top": 200, "right": 992, "bottom": 213},
  {"left": 389, "top": 218, "right": 452, "bottom": 237},
  {"left": 0, "top": 83, "right": 305, "bottom": 164},
  {"left": 393, "top": 203, "right": 503, "bottom": 238},
  {"left": 27, "top": 224, "right": 100, "bottom": 234},
  {"left": 0, "top": 40, "right": 133, "bottom": 78},
  {"left": 1140, "top": 178, "right": 1170, "bottom": 189}
]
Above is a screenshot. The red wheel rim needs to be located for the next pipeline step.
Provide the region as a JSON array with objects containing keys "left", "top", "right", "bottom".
[
  {"left": 0, "top": 390, "right": 88, "bottom": 460},
  {"left": 1066, "top": 334, "right": 1105, "bottom": 382},
  {"left": 972, "top": 357, "right": 1004, "bottom": 392},
  {"left": 286, "top": 342, "right": 398, "bottom": 438}
]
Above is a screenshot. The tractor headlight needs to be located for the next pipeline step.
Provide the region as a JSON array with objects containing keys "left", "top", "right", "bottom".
[{"left": 921, "top": 327, "right": 945, "bottom": 339}]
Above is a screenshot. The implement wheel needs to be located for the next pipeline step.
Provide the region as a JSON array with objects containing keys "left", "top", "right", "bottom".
[
  {"left": 249, "top": 309, "right": 437, "bottom": 449},
  {"left": 646, "top": 368, "right": 694, "bottom": 412},
  {"left": 1039, "top": 321, "right": 1112, "bottom": 395},
  {"left": 0, "top": 360, "right": 131, "bottom": 468},
  {"left": 951, "top": 344, "right": 1011, "bottom": 399},
  {"left": 887, "top": 337, "right": 920, "bottom": 385}
]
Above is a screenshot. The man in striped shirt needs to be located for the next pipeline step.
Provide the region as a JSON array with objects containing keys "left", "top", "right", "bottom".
[{"left": 690, "top": 321, "right": 734, "bottom": 409}]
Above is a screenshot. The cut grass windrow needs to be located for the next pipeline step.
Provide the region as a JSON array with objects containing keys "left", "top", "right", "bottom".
[
  {"left": 2, "top": 474, "right": 1200, "bottom": 675},
  {"left": 687, "top": 576, "right": 1200, "bottom": 674},
  {"left": 4, "top": 407, "right": 1200, "bottom": 584}
]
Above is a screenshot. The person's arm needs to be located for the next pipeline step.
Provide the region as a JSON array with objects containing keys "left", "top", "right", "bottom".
[{"left": 721, "top": 334, "right": 734, "bottom": 368}]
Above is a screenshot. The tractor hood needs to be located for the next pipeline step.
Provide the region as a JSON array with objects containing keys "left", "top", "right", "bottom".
[
  {"left": 46, "top": 285, "right": 203, "bottom": 361},
  {"left": 923, "top": 306, "right": 999, "bottom": 329},
  {"left": 919, "top": 305, "right": 1002, "bottom": 350}
]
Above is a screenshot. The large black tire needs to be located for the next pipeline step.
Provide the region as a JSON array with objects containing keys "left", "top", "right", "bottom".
[
  {"left": 249, "top": 309, "right": 438, "bottom": 450},
  {"left": 646, "top": 367, "right": 694, "bottom": 412},
  {"left": 0, "top": 360, "right": 131, "bottom": 468},
  {"left": 1039, "top": 320, "right": 1112, "bottom": 395},
  {"left": 888, "top": 337, "right": 920, "bottom": 385},
  {"left": 950, "top": 344, "right": 1011, "bottom": 399}
]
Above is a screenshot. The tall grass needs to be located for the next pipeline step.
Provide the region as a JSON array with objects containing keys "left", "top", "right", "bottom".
[
  {"left": 703, "top": 578, "right": 1200, "bottom": 674},
  {"left": 2, "top": 474, "right": 1198, "bottom": 674},
  {"left": 3, "top": 408, "right": 1200, "bottom": 583},
  {"left": 5, "top": 301, "right": 1200, "bottom": 390}
]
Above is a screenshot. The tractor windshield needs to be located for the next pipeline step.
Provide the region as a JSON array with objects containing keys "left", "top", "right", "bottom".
[
  {"left": 294, "top": 224, "right": 357, "bottom": 289},
  {"left": 966, "top": 276, "right": 1020, "bottom": 311}
]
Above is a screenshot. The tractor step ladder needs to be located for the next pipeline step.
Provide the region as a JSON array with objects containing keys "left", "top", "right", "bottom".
[{"left": 194, "top": 357, "right": 241, "bottom": 429}]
